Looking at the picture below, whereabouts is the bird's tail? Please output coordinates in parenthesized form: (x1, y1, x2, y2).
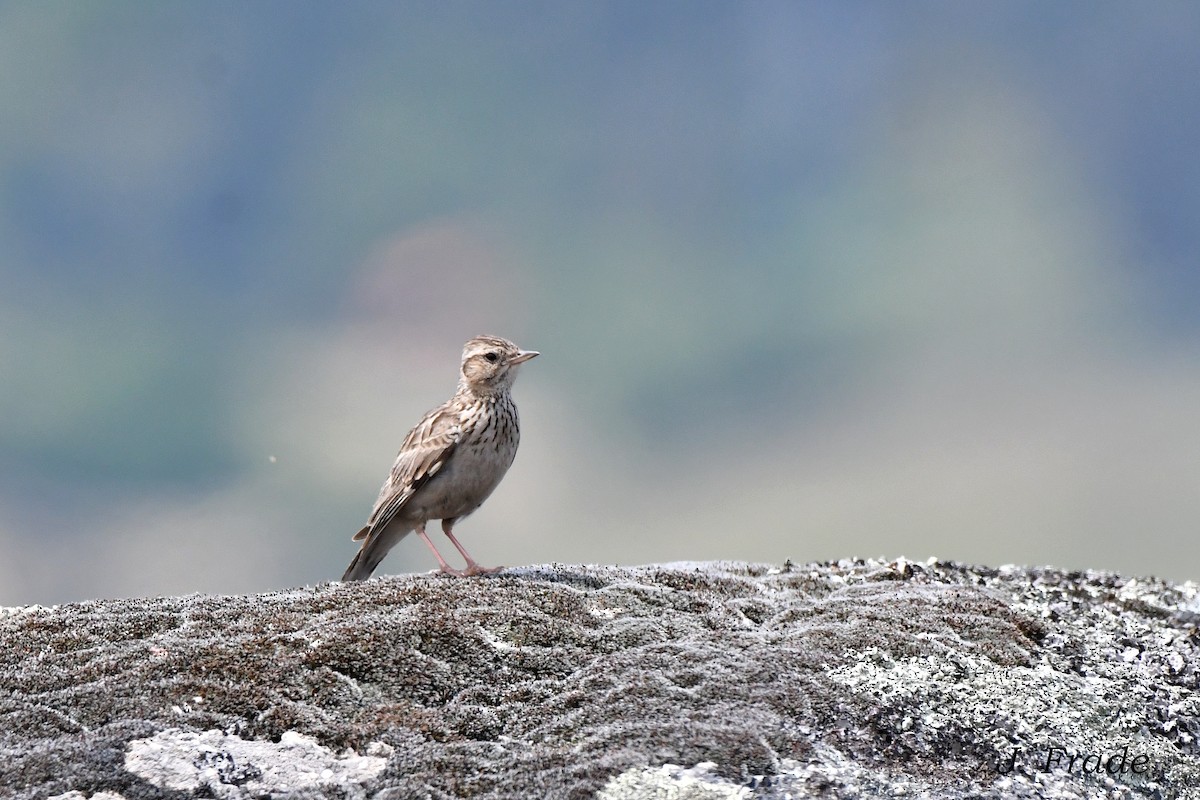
(341, 523, 412, 581)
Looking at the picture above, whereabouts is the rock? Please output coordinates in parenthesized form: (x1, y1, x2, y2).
(2, 559, 1198, 799)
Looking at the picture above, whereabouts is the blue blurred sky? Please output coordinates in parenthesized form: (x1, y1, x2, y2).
(2, 2, 1199, 604)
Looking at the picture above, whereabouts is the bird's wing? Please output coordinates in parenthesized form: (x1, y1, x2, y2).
(364, 403, 462, 536)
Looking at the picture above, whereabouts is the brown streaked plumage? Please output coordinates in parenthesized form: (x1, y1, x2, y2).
(341, 335, 538, 581)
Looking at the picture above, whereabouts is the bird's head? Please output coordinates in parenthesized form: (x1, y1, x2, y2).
(459, 335, 539, 396)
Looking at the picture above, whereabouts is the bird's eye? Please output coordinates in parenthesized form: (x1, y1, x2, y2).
(484, 352, 499, 363)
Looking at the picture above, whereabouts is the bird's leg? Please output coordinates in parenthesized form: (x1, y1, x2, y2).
(441, 519, 503, 576)
(415, 524, 464, 576)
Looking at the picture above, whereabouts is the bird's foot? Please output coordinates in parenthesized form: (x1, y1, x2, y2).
(462, 563, 505, 577)
(437, 564, 467, 577)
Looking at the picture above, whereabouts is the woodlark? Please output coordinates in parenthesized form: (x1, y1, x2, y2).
(341, 335, 539, 581)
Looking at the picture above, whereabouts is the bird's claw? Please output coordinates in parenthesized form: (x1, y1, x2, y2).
(463, 563, 504, 577)
(435, 563, 501, 577)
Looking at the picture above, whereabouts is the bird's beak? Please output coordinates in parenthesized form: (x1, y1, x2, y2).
(511, 350, 539, 364)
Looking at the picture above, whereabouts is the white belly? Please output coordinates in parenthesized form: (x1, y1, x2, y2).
(406, 431, 519, 522)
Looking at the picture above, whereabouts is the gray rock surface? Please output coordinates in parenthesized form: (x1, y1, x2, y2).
(2, 559, 1198, 799)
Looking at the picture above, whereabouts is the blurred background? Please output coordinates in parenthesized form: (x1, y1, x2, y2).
(2, 2, 1198, 605)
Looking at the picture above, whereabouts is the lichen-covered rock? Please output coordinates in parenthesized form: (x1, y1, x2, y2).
(2, 560, 1198, 799)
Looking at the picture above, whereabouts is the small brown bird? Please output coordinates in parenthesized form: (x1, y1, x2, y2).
(341, 335, 539, 581)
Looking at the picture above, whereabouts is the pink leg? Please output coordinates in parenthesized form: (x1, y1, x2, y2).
(415, 524, 464, 576)
(441, 519, 503, 576)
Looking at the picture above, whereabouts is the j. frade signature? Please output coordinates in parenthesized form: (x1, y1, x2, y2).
(998, 745, 1153, 778)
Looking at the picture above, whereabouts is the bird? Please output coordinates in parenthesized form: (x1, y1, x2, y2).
(341, 335, 539, 581)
